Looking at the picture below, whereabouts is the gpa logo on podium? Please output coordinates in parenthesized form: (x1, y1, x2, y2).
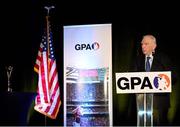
(116, 71, 171, 94)
(153, 74, 170, 90)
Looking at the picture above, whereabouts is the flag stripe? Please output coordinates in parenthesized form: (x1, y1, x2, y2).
(34, 16, 61, 119)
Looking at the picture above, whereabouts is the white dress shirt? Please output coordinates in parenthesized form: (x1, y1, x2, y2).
(145, 54, 153, 70)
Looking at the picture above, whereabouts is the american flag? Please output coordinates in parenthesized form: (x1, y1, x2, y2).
(34, 16, 61, 119)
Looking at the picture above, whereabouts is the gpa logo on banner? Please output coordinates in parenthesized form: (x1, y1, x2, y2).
(116, 71, 171, 94)
(75, 42, 100, 50)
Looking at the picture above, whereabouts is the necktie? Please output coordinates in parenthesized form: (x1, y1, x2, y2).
(146, 56, 151, 71)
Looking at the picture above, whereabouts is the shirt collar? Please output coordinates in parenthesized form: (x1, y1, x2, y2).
(146, 54, 153, 59)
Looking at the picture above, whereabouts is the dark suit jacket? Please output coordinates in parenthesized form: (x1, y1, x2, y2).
(133, 52, 176, 110)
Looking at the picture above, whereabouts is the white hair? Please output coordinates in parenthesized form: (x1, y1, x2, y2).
(143, 34, 156, 44)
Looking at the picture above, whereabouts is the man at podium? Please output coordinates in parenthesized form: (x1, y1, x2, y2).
(133, 34, 176, 126)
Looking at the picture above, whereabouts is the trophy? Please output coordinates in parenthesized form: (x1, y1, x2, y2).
(6, 66, 13, 92)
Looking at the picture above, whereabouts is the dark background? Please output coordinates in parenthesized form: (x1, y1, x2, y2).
(0, 0, 180, 126)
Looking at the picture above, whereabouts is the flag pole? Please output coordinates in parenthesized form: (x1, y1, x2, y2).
(44, 6, 55, 126)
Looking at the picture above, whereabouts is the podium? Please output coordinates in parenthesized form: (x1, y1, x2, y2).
(136, 93, 153, 126)
(116, 71, 171, 126)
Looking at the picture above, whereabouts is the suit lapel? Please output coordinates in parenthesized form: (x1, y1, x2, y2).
(151, 54, 159, 71)
(140, 55, 145, 71)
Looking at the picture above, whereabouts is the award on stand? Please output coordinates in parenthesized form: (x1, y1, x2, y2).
(6, 66, 13, 92)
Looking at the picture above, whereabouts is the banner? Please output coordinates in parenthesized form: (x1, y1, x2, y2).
(116, 71, 171, 94)
(64, 24, 112, 126)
